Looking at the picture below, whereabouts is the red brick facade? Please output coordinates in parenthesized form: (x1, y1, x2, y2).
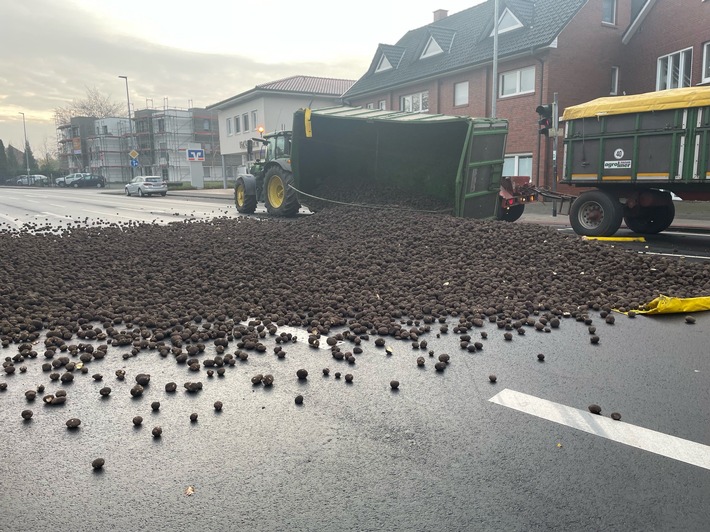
(347, 0, 709, 193)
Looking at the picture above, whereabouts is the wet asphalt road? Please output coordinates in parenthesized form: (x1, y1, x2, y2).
(1, 187, 709, 530)
(1, 312, 709, 531)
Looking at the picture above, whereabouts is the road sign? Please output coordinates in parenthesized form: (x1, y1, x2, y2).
(187, 148, 205, 162)
(130, 159, 139, 167)
(129, 150, 139, 159)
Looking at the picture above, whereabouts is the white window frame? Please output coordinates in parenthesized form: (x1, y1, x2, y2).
(242, 113, 249, 132)
(366, 103, 374, 109)
(421, 36, 443, 59)
(234, 115, 241, 133)
(400, 91, 429, 113)
(251, 111, 258, 131)
(610, 66, 619, 95)
(503, 154, 533, 177)
(454, 81, 469, 106)
(490, 8, 523, 35)
(602, 0, 617, 25)
(378, 100, 386, 110)
(375, 55, 392, 73)
(499, 66, 535, 98)
(226, 117, 232, 136)
(703, 42, 710, 84)
(657, 47, 693, 90)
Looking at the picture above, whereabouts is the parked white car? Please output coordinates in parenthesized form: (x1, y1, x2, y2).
(124, 176, 168, 197)
(56, 173, 90, 187)
(17, 174, 50, 186)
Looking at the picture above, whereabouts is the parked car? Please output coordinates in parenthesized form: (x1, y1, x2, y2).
(56, 173, 90, 187)
(70, 174, 106, 188)
(124, 176, 168, 197)
(16, 174, 50, 186)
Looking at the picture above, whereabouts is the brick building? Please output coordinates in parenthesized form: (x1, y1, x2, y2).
(343, 0, 709, 189)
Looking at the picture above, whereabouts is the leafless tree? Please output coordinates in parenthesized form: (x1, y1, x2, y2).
(53, 86, 123, 125)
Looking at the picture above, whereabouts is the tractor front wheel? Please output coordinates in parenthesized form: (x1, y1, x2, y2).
(569, 190, 623, 236)
(235, 176, 257, 214)
(264, 167, 300, 217)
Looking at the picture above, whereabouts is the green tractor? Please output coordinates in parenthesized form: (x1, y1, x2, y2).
(234, 131, 301, 216)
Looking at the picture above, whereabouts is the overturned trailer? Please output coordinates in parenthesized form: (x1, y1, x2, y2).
(562, 87, 710, 236)
(235, 106, 537, 220)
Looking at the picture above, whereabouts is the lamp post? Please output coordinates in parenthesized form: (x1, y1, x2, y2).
(118, 75, 134, 179)
(19, 112, 31, 182)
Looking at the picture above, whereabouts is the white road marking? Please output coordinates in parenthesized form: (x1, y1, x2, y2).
(489, 389, 710, 471)
(638, 251, 710, 261)
(39, 211, 74, 220)
(0, 213, 23, 227)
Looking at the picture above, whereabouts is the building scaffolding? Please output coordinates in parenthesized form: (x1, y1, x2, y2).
(55, 103, 221, 185)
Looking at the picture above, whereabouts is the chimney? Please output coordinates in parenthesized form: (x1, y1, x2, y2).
(433, 9, 448, 22)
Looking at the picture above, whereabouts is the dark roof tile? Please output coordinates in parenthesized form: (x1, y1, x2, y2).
(344, 0, 586, 99)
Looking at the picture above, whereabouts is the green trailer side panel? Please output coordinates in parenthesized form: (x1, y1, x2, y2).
(290, 108, 506, 219)
(563, 109, 692, 185)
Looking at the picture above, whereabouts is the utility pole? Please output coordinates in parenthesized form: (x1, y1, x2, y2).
(118, 75, 135, 179)
(19, 112, 31, 180)
(491, 0, 499, 118)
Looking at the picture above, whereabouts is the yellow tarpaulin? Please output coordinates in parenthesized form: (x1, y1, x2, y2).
(626, 294, 710, 315)
(562, 87, 710, 120)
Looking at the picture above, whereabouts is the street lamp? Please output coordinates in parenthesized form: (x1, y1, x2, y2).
(19, 112, 31, 181)
(118, 75, 134, 178)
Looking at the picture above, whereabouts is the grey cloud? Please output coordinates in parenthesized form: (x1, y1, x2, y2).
(0, 0, 366, 146)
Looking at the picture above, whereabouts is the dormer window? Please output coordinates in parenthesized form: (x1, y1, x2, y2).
(375, 54, 393, 73)
(421, 36, 444, 59)
(490, 8, 523, 36)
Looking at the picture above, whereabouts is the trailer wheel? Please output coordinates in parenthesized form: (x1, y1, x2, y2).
(235, 176, 257, 214)
(264, 167, 300, 217)
(624, 203, 675, 234)
(497, 204, 525, 222)
(569, 190, 623, 236)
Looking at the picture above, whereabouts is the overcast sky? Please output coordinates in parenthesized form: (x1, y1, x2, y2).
(0, 0, 483, 153)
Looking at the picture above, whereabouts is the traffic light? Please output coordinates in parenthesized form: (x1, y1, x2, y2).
(536, 104, 553, 136)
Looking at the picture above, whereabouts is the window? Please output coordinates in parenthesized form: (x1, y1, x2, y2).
(251, 111, 258, 131)
(375, 55, 393, 73)
(491, 8, 523, 35)
(499, 66, 535, 97)
(610, 66, 619, 95)
(102, 125, 108, 135)
(703, 43, 710, 84)
(242, 113, 249, 132)
(657, 48, 693, 90)
(226, 118, 232, 135)
(503, 154, 533, 177)
(378, 100, 387, 110)
(602, 0, 616, 24)
(366, 103, 374, 109)
(203, 119, 210, 131)
(454, 81, 469, 106)
(421, 37, 443, 59)
(400, 91, 429, 112)
(157, 119, 165, 133)
(234, 116, 241, 133)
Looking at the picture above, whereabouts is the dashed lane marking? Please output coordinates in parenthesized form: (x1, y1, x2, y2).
(489, 389, 710, 471)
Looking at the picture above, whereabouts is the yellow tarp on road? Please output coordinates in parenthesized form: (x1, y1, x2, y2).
(629, 294, 710, 315)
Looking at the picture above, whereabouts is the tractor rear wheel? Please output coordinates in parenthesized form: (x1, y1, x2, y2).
(497, 204, 525, 222)
(569, 190, 623, 236)
(235, 176, 257, 214)
(624, 203, 675, 234)
(264, 167, 300, 216)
